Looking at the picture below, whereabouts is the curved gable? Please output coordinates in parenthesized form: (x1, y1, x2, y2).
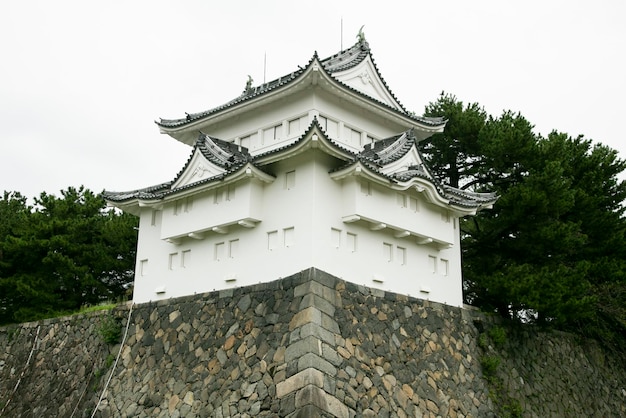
(170, 148, 226, 190)
(171, 134, 251, 189)
(331, 56, 403, 111)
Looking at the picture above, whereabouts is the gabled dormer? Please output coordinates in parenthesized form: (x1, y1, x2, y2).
(321, 39, 404, 111)
(171, 134, 251, 190)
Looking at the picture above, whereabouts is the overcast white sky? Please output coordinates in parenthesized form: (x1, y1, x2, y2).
(1, 1, 625, 201)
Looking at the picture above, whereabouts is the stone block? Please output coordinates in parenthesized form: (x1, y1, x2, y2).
(295, 384, 351, 418)
(285, 335, 322, 363)
(299, 322, 336, 346)
(299, 293, 336, 316)
(294, 280, 326, 298)
(286, 404, 326, 418)
(276, 368, 325, 398)
(308, 268, 339, 289)
(289, 307, 323, 331)
(322, 344, 343, 367)
(321, 313, 340, 334)
(298, 352, 337, 376)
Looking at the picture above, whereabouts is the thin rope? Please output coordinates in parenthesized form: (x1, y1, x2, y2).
(90, 303, 134, 418)
(69, 344, 103, 418)
(0, 324, 40, 417)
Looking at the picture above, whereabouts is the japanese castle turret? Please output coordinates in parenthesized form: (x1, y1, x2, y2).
(104, 37, 497, 305)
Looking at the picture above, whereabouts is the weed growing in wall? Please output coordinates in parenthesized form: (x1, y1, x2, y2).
(477, 322, 523, 418)
(98, 314, 121, 345)
(6, 326, 20, 343)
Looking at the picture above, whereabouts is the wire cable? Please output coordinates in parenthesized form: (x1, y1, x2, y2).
(90, 303, 134, 418)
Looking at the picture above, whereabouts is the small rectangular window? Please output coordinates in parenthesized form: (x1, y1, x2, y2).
(284, 227, 295, 247)
(361, 180, 372, 196)
(227, 184, 236, 201)
(347, 232, 357, 252)
(409, 197, 419, 212)
(169, 253, 179, 270)
(139, 259, 148, 276)
(285, 170, 296, 189)
(383, 242, 393, 262)
(274, 124, 283, 140)
(181, 250, 191, 268)
(240, 135, 250, 149)
(397, 193, 407, 208)
(331, 228, 341, 248)
(151, 210, 160, 226)
(288, 118, 301, 135)
(440, 259, 449, 276)
(214, 189, 223, 204)
(319, 115, 338, 137)
(267, 231, 278, 250)
(345, 127, 361, 146)
(397, 246, 406, 265)
(240, 132, 258, 150)
(215, 242, 225, 261)
(264, 123, 283, 142)
(229, 239, 239, 259)
(428, 255, 437, 274)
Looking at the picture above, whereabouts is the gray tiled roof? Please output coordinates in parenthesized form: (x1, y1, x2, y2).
(253, 117, 357, 161)
(360, 131, 415, 166)
(321, 40, 371, 73)
(102, 182, 172, 202)
(103, 134, 254, 203)
(105, 125, 496, 210)
(196, 134, 251, 168)
(338, 130, 498, 209)
(156, 39, 444, 130)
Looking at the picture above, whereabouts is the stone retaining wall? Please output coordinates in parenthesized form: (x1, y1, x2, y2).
(1, 268, 625, 417)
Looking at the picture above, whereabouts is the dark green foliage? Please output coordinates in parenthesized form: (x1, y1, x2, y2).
(99, 314, 121, 344)
(488, 326, 507, 348)
(0, 186, 138, 325)
(423, 93, 626, 347)
(480, 355, 501, 380)
(477, 324, 522, 417)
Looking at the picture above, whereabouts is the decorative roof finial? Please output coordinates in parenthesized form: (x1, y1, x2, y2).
(357, 25, 366, 43)
(245, 75, 253, 93)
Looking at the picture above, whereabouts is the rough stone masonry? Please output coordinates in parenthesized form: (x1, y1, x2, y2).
(1, 268, 625, 417)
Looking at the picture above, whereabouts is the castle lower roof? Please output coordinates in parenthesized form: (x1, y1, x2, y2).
(104, 124, 497, 213)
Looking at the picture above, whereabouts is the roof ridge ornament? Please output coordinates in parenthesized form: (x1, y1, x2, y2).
(357, 25, 365, 43)
(357, 25, 369, 50)
(244, 75, 254, 94)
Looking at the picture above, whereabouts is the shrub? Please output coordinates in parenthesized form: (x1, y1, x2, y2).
(98, 314, 121, 344)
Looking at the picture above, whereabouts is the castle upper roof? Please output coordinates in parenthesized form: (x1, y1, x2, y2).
(156, 38, 444, 139)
